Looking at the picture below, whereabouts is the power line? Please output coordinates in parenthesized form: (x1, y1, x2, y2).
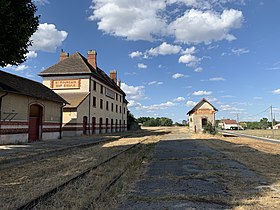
(246, 106, 270, 118)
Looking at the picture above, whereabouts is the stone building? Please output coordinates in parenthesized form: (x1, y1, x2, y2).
(187, 98, 218, 132)
(0, 70, 67, 144)
(39, 50, 128, 136)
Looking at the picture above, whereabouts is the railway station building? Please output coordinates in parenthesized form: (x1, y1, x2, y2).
(187, 98, 218, 132)
(0, 70, 67, 144)
(39, 50, 128, 136)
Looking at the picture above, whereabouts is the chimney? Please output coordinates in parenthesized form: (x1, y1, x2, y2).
(88, 50, 97, 70)
(117, 79, 121, 87)
(110, 70, 117, 83)
(60, 49, 69, 61)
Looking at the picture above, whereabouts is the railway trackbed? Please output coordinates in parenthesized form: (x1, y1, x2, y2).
(1, 129, 166, 210)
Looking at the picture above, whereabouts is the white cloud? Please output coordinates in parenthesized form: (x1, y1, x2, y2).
(178, 46, 199, 67)
(148, 81, 163, 85)
(192, 90, 212, 96)
(272, 89, 280, 95)
(129, 51, 142, 58)
(168, 9, 243, 44)
(209, 77, 225, 81)
(89, 0, 167, 41)
(173, 97, 185, 102)
(172, 73, 185, 79)
(139, 101, 176, 110)
(121, 83, 145, 101)
(231, 48, 250, 56)
(178, 54, 197, 64)
(25, 51, 37, 59)
(29, 23, 68, 52)
(138, 63, 147, 69)
(4, 64, 29, 71)
(147, 42, 181, 56)
(186, 100, 197, 107)
(89, 1, 244, 43)
(194, 67, 203, 72)
(34, 0, 49, 5)
(221, 95, 235, 98)
(253, 96, 263, 100)
(220, 104, 244, 111)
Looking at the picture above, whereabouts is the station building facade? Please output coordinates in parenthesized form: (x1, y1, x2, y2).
(187, 98, 218, 132)
(0, 70, 67, 144)
(39, 50, 128, 136)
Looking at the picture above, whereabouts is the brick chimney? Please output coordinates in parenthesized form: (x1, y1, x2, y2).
(60, 50, 69, 61)
(88, 50, 97, 70)
(110, 70, 117, 83)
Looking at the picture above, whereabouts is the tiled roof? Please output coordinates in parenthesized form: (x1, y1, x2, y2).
(187, 98, 218, 115)
(0, 70, 67, 104)
(39, 52, 125, 95)
(223, 119, 237, 124)
(58, 92, 89, 108)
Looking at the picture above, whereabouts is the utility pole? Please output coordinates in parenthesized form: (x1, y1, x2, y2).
(270, 105, 274, 139)
(237, 113, 239, 131)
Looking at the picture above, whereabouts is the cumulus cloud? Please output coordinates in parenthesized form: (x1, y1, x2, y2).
(89, 1, 244, 43)
(25, 51, 37, 59)
(121, 83, 145, 101)
(89, 0, 167, 41)
(139, 101, 176, 110)
(129, 51, 142, 58)
(168, 9, 243, 44)
(272, 89, 280, 94)
(4, 64, 29, 71)
(178, 46, 199, 67)
(138, 63, 147, 69)
(186, 100, 197, 107)
(173, 97, 185, 102)
(194, 67, 203, 72)
(231, 48, 250, 56)
(192, 90, 212, 96)
(29, 23, 68, 52)
(172, 73, 185, 79)
(147, 42, 181, 56)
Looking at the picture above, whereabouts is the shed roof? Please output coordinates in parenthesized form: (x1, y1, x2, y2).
(39, 52, 125, 95)
(58, 92, 89, 108)
(187, 98, 218, 115)
(0, 70, 67, 104)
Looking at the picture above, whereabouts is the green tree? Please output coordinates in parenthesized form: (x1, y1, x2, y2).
(0, 0, 39, 67)
(259, 118, 269, 129)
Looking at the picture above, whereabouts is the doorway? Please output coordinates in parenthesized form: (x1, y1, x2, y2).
(28, 104, 43, 142)
(202, 118, 208, 129)
(83, 116, 88, 135)
(92, 117, 96, 134)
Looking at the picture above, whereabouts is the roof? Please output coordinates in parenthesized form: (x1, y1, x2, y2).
(0, 70, 67, 104)
(223, 119, 237, 124)
(58, 92, 89, 108)
(187, 98, 218, 115)
(39, 52, 125, 95)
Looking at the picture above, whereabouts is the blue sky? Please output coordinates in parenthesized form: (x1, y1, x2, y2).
(2, 0, 280, 123)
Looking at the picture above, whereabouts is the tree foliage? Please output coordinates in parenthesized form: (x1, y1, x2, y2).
(203, 122, 217, 134)
(0, 0, 39, 67)
(138, 117, 173, 127)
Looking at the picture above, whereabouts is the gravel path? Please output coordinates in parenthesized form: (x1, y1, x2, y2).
(119, 131, 266, 209)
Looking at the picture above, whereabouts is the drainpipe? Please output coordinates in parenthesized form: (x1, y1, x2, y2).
(0, 93, 8, 136)
(59, 103, 66, 139)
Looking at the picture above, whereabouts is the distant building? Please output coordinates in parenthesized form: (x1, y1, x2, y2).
(187, 98, 218, 132)
(273, 123, 280, 129)
(182, 120, 188, 125)
(39, 50, 128, 136)
(0, 70, 67, 144)
(219, 119, 243, 130)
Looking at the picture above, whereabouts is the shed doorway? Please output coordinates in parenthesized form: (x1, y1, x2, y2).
(28, 104, 43, 142)
(202, 118, 208, 129)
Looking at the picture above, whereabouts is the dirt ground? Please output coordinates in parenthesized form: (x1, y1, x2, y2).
(1, 127, 279, 209)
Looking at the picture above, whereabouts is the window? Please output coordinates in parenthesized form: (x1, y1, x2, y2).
(116, 93, 118, 101)
(116, 104, 118, 113)
(100, 85, 103, 94)
(93, 81, 96, 91)
(93, 96, 96, 107)
(124, 107, 126, 114)
(111, 103, 114, 112)
(120, 106, 121, 113)
(106, 101, 109, 110)
(100, 99, 103, 109)
(120, 96, 122, 102)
